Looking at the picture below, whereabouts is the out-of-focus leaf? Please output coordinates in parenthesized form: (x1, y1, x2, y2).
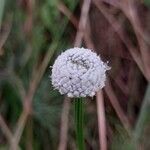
(64, 0, 79, 10)
(134, 83, 150, 148)
(0, 145, 8, 150)
(144, 0, 150, 7)
(111, 125, 135, 150)
(0, 0, 5, 28)
(1, 80, 22, 123)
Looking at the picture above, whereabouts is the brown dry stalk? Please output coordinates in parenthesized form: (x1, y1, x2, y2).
(58, 98, 70, 150)
(111, 75, 129, 96)
(101, 0, 120, 7)
(23, 0, 34, 34)
(13, 105, 29, 146)
(25, 116, 33, 150)
(57, 1, 78, 28)
(83, 18, 95, 50)
(57, 1, 94, 50)
(0, 17, 12, 53)
(104, 80, 131, 132)
(74, 0, 91, 47)
(96, 91, 107, 150)
(0, 114, 13, 143)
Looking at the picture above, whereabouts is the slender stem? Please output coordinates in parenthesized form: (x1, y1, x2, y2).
(96, 91, 107, 150)
(58, 98, 70, 150)
(74, 98, 85, 150)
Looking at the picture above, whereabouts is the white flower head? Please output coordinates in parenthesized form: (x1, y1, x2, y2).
(51, 47, 110, 98)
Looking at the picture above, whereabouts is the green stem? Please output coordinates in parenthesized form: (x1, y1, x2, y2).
(74, 98, 85, 150)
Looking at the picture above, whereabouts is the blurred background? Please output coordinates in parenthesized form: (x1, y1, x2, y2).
(0, 0, 150, 149)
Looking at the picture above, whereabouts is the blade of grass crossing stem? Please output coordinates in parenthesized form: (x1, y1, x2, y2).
(134, 83, 150, 144)
(0, 0, 5, 29)
(74, 98, 85, 150)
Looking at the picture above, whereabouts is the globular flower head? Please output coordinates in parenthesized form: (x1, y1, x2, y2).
(51, 47, 110, 98)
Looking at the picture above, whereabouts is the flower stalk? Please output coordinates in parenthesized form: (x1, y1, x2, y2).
(74, 98, 85, 150)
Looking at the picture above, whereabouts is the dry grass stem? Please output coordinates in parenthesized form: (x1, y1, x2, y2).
(104, 80, 131, 132)
(58, 98, 70, 150)
(57, 1, 78, 28)
(0, 114, 13, 143)
(96, 91, 107, 150)
(0, 17, 12, 52)
(74, 0, 91, 46)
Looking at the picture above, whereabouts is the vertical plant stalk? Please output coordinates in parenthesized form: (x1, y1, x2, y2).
(74, 0, 91, 46)
(58, 98, 70, 150)
(25, 116, 33, 150)
(74, 98, 85, 150)
(96, 91, 107, 150)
